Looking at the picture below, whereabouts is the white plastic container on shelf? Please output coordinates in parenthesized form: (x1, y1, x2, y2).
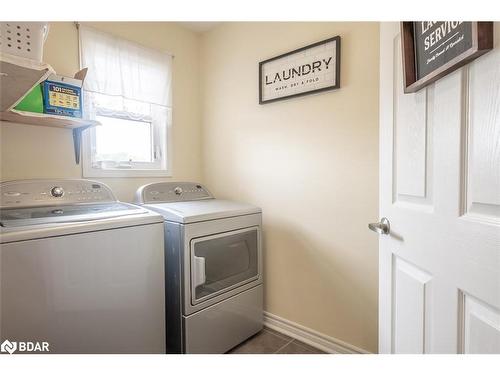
(0, 22, 49, 62)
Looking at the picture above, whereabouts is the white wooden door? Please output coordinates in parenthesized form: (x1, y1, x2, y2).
(377, 22, 500, 354)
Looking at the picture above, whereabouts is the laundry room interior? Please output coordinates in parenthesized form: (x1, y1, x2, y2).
(0, 9, 499, 363)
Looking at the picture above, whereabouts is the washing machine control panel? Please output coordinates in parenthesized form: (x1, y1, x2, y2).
(1, 179, 117, 208)
(136, 182, 213, 203)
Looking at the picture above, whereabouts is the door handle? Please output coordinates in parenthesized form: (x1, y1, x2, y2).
(368, 217, 390, 235)
(193, 255, 206, 288)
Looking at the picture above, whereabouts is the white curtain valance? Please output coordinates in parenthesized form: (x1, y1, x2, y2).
(79, 25, 172, 107)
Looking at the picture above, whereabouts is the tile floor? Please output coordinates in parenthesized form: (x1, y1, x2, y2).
(227, 328, 326, 354)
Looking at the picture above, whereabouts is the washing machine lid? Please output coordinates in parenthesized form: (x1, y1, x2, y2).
(0, 179, 152, 228)
(143, 199, 261, 223)
(0, 202, 149, 228)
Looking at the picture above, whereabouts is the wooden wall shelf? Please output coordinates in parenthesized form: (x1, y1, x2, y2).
(0, 110, 99, 129)
(0, 53, 99, 164)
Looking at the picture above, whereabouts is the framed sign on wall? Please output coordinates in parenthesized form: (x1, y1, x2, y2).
(401, 22, 493, 93)
(259, 36, 341, 104)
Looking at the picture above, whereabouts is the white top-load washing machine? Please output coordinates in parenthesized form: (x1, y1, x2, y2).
(135, 182, 263, 354)
(0, 179, 165, 354)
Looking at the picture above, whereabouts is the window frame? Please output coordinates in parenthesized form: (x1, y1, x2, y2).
(82, 107, 172, 178)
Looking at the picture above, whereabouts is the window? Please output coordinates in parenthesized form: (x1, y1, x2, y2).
(95, 116, 153, 164)
(79, 26, 172, 177)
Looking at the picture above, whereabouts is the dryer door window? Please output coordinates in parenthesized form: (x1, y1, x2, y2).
(190, 227, 259, 305)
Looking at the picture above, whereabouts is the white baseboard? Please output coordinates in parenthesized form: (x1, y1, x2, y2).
(263, 311, 371, 354)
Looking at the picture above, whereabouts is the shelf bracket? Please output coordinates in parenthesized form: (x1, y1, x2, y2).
(72, 125, 91, 164)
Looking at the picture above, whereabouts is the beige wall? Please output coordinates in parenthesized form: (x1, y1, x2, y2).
(200, 22, 379, 352)
(0, 22, 202, 201)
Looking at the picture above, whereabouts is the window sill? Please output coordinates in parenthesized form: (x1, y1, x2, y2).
(82, 168, 172, 178)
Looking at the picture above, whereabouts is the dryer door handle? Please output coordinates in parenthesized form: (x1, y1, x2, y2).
(193, 255, 206, 288)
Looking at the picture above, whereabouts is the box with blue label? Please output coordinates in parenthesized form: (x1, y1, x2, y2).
(42, 74, 83, 118)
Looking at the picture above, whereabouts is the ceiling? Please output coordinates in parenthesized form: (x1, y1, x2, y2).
(177, 22, 222, 33)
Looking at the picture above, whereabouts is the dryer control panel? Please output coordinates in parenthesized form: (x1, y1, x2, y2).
(135, 182, 213, 204)
(0, 179, 116, 208)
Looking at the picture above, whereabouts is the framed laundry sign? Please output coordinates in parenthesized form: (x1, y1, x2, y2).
(259, 36, 341, 104)
(401, 22, 493, 93)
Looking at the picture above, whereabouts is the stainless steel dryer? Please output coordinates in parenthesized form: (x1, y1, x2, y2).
(0, 179, 166, 353)
(135, 182, 263, 354)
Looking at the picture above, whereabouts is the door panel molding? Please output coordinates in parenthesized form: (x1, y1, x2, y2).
(391, 255, 433, 354)
(392, 34, 433, 209)
(461, 37, 500, 224)
(459, 291, 500, 353)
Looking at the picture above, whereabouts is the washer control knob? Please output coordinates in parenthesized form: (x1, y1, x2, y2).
(51, 186, 64, 198)
(174, 187, 183, 195)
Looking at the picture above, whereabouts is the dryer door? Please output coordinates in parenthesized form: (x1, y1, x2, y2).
(190, 227, 260, 305)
